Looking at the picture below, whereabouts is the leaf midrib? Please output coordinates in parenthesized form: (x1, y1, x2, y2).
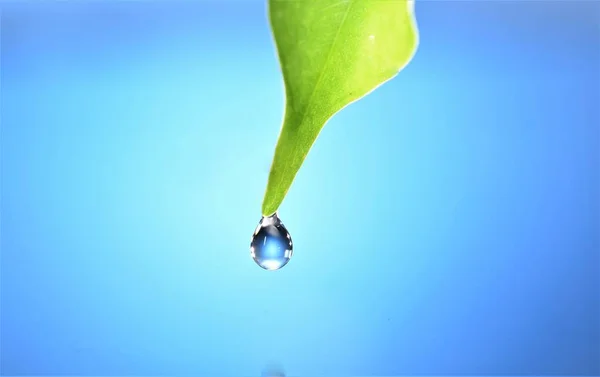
(270, 0, 355, 210)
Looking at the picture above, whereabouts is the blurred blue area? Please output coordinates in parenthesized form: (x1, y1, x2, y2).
(1, 1, 598, 375)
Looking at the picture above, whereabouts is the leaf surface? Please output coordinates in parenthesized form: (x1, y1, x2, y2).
(263, 0, 419, 216)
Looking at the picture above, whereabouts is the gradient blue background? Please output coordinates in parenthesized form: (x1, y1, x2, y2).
(1, 0, 599, 375)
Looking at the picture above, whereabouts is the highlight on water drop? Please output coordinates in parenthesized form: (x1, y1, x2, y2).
(250, 213, 293, 270)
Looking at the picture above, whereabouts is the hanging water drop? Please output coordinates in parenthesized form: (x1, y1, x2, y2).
(250, 213, 293, 270)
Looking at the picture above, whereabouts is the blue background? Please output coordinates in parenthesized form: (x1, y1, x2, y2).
(1, 0, 599, 375)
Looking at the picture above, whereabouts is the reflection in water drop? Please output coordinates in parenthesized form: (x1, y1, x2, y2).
(250, 213, 293, 270)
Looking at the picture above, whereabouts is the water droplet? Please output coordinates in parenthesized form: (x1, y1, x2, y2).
(250, 213, 293, 270)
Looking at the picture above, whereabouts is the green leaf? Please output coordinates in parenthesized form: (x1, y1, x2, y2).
(262, 0, 419, 216)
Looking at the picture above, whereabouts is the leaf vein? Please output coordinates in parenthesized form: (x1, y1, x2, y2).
(271, 0, 355, 207)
